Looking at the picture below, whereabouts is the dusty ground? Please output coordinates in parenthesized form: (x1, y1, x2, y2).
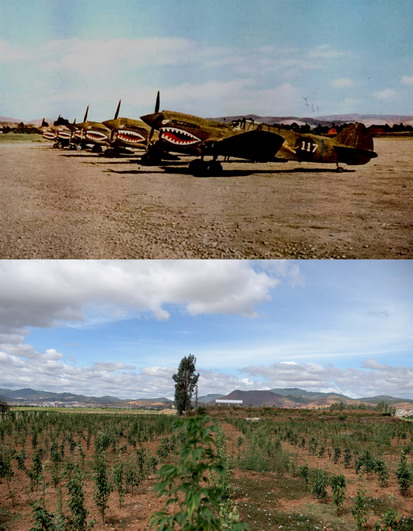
(0, 138, 411, 258)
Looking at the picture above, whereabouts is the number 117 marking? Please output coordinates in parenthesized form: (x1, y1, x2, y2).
(300, 140, 318, 153)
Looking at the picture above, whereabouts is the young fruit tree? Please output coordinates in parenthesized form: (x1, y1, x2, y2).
(172, 354, 199, 415)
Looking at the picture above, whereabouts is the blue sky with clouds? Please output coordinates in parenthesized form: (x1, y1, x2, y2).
(1, 0, 412, 120)
(0, 260, 411, 399)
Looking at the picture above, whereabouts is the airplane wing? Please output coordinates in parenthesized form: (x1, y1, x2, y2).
(210, 130, 285, 162)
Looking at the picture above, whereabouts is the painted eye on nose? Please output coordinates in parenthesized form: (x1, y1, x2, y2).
(161, 119, 170, 125)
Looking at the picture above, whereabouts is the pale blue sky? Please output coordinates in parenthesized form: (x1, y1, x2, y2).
(0, 260, 411, 399)
(1, 0, 412, 120)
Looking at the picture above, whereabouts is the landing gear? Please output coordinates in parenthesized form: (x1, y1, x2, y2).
(91, 145, 103, 153)
(140, 152, 161, 165)
(188, 159, 223, 177)
(103, 148, 120, 158)
(140, 145, 163, 166)
(336, 163, 344, 173)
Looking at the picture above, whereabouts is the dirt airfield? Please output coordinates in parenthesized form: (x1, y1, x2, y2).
(0, 137, 411, 259)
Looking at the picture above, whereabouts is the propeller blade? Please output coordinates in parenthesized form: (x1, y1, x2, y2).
(114, 99, 121, 120)
(83, 105, 89, 123)
(154, 91, 160, 113)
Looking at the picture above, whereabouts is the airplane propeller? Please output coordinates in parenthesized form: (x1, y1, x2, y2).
(147, 91, 160, 147)
(114, 99, 121, 120)
(83, 105, 89, 123)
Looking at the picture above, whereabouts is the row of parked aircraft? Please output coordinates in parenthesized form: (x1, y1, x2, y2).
(42, 92, 378, 176)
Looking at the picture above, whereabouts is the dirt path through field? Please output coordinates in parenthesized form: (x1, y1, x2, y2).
(0, 139, 411, 258)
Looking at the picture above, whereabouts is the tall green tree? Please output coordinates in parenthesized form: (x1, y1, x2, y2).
(173, 355, 199, 415)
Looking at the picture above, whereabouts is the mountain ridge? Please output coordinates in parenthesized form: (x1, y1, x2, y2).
(1, 387, 412, 408)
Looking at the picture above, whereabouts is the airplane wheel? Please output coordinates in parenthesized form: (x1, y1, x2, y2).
(140, 152, 160, 166)
(207, 161, 223, 176)
(91, 145, 102, 153)
(104, 148, 117, 158)
(189, 159, 208, 176)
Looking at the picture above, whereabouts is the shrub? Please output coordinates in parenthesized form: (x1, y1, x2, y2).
(395, 453, 412, 496)
(351, 488, 369, 530)
(310, 469, 328, 501)
(149, 415, 246, 530)
(330, 474, 346, 514)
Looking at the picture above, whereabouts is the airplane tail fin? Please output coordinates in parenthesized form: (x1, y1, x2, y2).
(334, 123, 377, 165)
(335, 123, 374, 151)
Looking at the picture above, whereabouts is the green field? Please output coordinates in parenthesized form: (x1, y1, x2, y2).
(0, 133, 45, 143)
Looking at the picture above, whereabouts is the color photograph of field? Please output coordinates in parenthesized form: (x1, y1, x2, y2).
(1, 408, 412, 530)
(0, 137, 411, 259)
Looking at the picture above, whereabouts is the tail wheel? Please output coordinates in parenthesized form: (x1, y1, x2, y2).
(188, 160, 223, 177)
(188, 159, 208, 176)
(207, 161, 223, 176)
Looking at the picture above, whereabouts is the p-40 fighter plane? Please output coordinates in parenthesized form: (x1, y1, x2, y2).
(72, 106, 111, 152)
(102, 100, 152, 156)
(41, 116, 72, 148)
(140, 102, 378, 176)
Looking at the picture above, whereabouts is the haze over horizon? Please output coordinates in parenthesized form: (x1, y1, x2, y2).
(0, 260, 412, 400)
(1, 0, 412, 121)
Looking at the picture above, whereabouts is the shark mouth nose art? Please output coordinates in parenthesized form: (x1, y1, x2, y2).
(116, 130, 146, 143)
(160, 127, 200, 146)
(57, 131, 71, 140)
(85, 130, 108, 142)
(42, 131, 57, 140)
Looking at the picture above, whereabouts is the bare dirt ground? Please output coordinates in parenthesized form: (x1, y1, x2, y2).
(0, 138, 411, 258)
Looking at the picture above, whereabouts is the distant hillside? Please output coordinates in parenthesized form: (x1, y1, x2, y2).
(0, 116, 23, 123)
(359, 395, 413, 405)
(198, 393, 224, 403)
(220, 389, 297, 408)
(2, 387, 411, 410)
(0, 388, 172, 407)
(0, 388, 122, 404)
(214, 113, 413, 127)
(269, 388, 350, 403)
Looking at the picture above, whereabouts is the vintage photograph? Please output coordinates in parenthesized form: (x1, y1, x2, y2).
(0, 1, 412, 530)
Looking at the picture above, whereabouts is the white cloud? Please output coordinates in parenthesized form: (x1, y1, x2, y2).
(332, 78, 355, 88)
(309, 45, 352, 59)
(400, 74, 413, 86)
(0, 260, 280, 334)
(373, 89, 398, 101)
(0, 39, 29, 62)
(260, 260, 305, 288)
(242, 360, 413, 399)
(162, 80, 302, 116)
(38, 38, 192, 75)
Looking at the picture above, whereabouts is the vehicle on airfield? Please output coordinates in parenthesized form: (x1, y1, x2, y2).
(102, 100, 152, 156)
(71, 105, 112, 152)
(140, 96, 378, 176)
(41, 117, 72, 148)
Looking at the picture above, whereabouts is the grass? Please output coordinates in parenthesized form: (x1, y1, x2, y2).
(234, 474, 331, 530)
(233, 468, 413, 530)
(0, 133, 44, 143)
(11, 406, 170, 414)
